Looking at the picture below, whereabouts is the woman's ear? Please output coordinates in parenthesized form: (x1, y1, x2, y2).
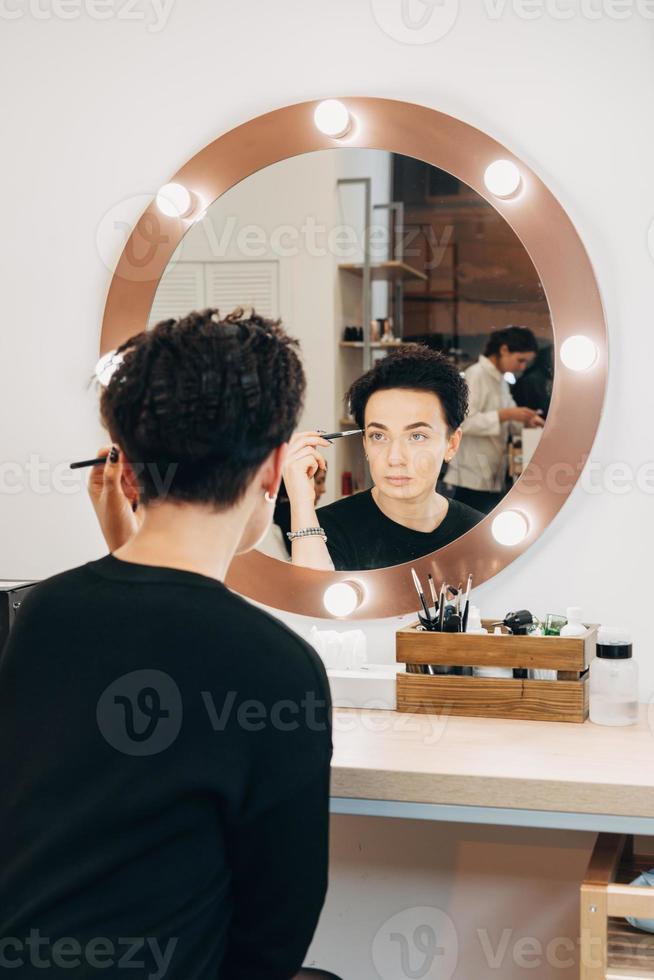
(267, 443, 289, 495)
(445, 427, 463, 461)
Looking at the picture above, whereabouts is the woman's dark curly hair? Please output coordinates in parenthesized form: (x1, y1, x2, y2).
(345, 344, 468, 433)
(98, 308, 306, 508)
(484, 325, 538, 357)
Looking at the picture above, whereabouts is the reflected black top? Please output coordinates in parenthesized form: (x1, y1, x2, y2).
(0, 554, 332, 980)
(317, 490, 483, 571)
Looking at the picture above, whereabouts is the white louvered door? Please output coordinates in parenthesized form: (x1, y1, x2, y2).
(204, 261, 279, 319)
(147, 263, 205, 327)
(148, 260, 280, 328)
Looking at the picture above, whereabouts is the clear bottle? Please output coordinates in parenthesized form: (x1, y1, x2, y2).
(560, 606, 586, 637)
(589, 627, 638, 726)
(528, 618, 556, 681)
(465, 605, 487, 635)
(471, 611, 514, 678)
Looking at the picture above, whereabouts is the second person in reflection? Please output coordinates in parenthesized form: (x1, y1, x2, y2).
(443, 326, 546, 514)
(283, 345, 484, 571)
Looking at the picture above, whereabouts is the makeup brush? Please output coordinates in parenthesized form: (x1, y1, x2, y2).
(320, 429, 363, 441)
(461, 574, 473, 632)
(70, 455, 109, 470)
(427, 573, 438, 616)
(438, 582, 446, 631)
(411, 568, 433, 624)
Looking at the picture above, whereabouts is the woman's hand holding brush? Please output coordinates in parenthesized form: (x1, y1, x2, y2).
(282, 430, 335, 571)
(87, 445, 144, 552)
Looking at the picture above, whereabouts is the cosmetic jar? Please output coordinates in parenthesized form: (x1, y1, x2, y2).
(589, 627, 638, 726)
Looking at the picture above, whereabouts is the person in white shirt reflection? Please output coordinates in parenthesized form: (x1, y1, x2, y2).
(443, 326, 545, 514)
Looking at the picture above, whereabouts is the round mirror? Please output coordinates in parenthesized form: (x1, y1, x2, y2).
(148, 148, 553, 573)
(100, 98, 606, 618)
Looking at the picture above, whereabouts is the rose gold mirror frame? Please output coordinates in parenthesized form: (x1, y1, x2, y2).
(100, 97, 607, 620)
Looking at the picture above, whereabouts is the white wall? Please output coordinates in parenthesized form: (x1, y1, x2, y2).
(2, 8, 654, 977)
(4, 2, 650, 693)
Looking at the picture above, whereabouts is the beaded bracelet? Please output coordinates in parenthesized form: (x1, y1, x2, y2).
(286, 526, 327, 542)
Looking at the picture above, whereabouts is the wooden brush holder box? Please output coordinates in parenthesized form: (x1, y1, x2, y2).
(396, 620, 598, 723)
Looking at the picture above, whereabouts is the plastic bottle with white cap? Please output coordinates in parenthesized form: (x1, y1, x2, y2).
(465, 605, 487, 635)
(468, 607, 513, 678)
(589, 627, 638, 726)
(560, 607, 586, 637)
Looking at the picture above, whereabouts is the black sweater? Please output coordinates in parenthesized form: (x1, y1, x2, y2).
(317, 490, 483, 570)
(0, 554, 332, 980)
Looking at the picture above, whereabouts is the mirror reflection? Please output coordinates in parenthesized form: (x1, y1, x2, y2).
(150, 148, 553, 571)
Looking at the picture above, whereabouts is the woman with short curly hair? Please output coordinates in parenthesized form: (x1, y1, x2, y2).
(0, 308, 333, 980)
(284, 343, 484, 571)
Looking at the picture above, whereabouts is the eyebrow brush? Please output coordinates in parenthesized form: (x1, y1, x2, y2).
(438, 583, 446, 631)
(411, 568, 433, 624)
(461, 574, 473, 632)
(427, 574, 438, 615)
(319, 428, 363, 441)
(70, 455, 109, 470)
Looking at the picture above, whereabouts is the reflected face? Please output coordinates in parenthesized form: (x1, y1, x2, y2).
(498, 346, 536, 374)
(364, 388, 459, 501)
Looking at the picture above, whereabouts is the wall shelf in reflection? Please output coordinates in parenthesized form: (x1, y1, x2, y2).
(337, 260, 428, 283)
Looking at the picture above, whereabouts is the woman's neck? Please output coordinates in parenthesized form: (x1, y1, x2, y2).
(112, 500, 246, 582)
(371, 485, 449, 533)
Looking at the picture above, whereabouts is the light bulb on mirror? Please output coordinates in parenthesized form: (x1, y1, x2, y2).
(491, 510, 529, 546)
(484, 160, 522, 198)
(155, 182, 196, 219)
(95, 349, 123, 387)
(560, 335, 598, 372)
(323, 581, 362, 617)
(313, 100, 352, 139)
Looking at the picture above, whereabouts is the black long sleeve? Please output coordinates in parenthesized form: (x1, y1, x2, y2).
(220, 766, 331, 980)
(0, 553, 333, 980)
